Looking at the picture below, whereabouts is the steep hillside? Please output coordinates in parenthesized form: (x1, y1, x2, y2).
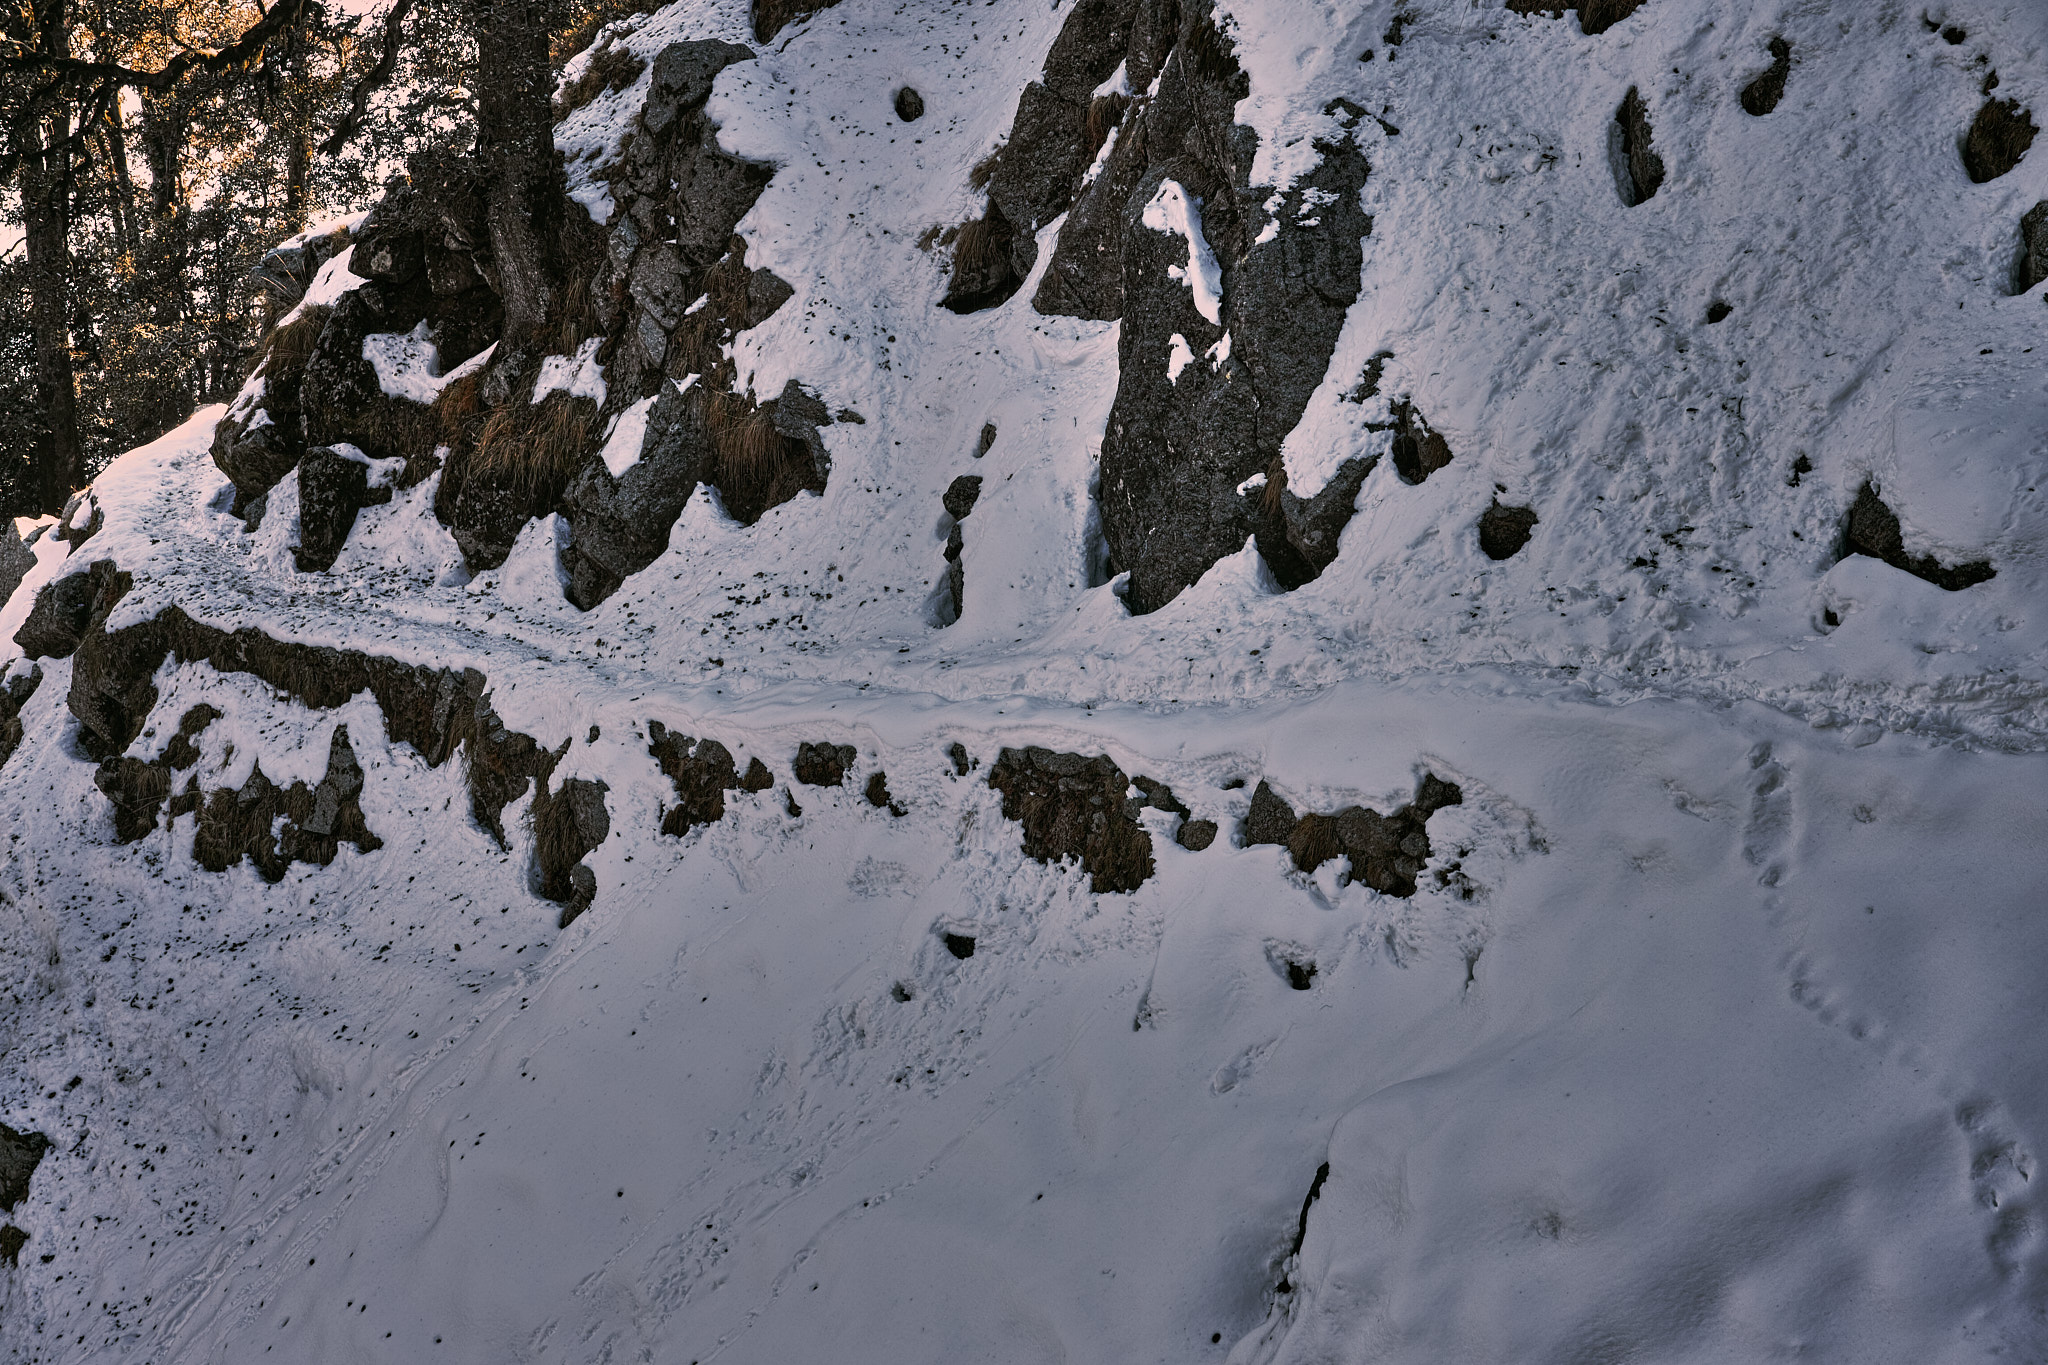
(2, 0, 2046, 1360)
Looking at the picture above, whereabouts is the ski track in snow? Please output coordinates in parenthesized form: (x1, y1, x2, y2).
(1, 0, 2047, 1360)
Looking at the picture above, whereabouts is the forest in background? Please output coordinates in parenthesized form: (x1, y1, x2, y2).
(0, 0, 645, 519)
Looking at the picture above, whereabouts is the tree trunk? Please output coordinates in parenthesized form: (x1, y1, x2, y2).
(103, 105, 138, 257)
(284, 132, 310, 233)
(19, 122, 85, 516)
(473, 0, 564, 349)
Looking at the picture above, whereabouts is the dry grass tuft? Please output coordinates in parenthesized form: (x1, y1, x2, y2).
(554, 41, 648, 116)
(468, 390, 596, 495)
(250, 304, 332, 384)
(1086, 93, 1129, 154)
(952, 217, 1001, 274)
(968, 147, 1003, 190)
(1257, 458, 1286, 519)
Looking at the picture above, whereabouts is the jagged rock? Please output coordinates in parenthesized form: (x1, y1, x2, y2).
(947, 742, 972, 776)
(58, 597, 563, 897)
(0, 1224, 25, 1266)
(1504, 0, 1647, 34)
(54, 491, 100, 549)
(1269, 456, 1376, 583)
(294, 445, 393, 573)
(0, 1124, 49, 1212)
(648, 722, 741, 835)
(646, 39, 756, 134)
(1391, 401, 1454, 485)
(1178, 819, 1218, 851)
(0, 664, 42, 775)
(1839, 483, 1995, 591)
(1614, 87, 1664, 206)
(1740, 37, 1791, 116)
(247, 226, 351, 310)
(943, 931, 976, 959)
(2014, 202, 2048, 295)
(864, 770, 904, 815)
(0, 520, 33, 612)
(936, 474, 986, 625)
(1243, 779, 1299, 847)
(942, 475, 984, 521)
(794, 741, 857, 787)
(894, 87, 924, 121)
(948, 0, 1138, 315)
(533, 777, 611, 926)
(189, 727, 382, 880)
(1478, 501, 1539, 560)
(299, 286, 421, 457)
(1053, 3, 1372, 611)
(13, 560, 126, 661)
(1241, 773, 1462, 897)
(987, 746, 1155, 893)
(1964, 99, 2036, 184)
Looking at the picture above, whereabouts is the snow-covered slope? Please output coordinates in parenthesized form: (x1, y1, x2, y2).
(2, 0, 2046, 1360)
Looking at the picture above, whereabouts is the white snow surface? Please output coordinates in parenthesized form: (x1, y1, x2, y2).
(600, 395, 661, 478)
(1142, 178, 1226, 324)
(532, 337, 607, 406)
(361, 321, 445, 404)
(2, 1, 2048, 1362)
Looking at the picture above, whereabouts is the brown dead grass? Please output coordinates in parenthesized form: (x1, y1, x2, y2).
(556, 42, 648, 117)
(1086, 94, 1129, 155)
(968, 147, 1003, 190)
(467, 390, 596, 495)
(249, 304, 332, 385)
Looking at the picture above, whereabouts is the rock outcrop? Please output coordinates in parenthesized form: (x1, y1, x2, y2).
(1242, 773, 1463, 897)
(987, 746, 1154, 893)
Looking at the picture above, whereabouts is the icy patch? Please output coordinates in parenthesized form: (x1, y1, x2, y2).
(533, 338, 606, 406)
(601, 396, 660, 478)
(362, 322, 443, 404)
(1142, 180, 1224, 325)
(1166, 333, 1196, 384)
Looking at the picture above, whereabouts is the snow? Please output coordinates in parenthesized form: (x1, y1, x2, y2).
(361, 321, 443, 404)
(2, 0, 2048, 1360)
(290, 244, 369, 317)
(600, 395, 660, 477)
(1166, 331, 1196, 383)
(532, 337, 607, 405)
(1142, 178, 1225, 325)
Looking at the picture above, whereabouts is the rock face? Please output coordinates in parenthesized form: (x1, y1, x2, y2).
(1840, 483, 1995, 591)
(1241, 773, 1463, 897)
(2015, 202, 2048, 295)
(793, 741, 857, 787)
(0, 665, 41, 775)
(1016, 0, 1373, 611)
(648, 723, 746, 835)
(936, 474, 984, 625)
(0, 1123, 49, 1213)
(294, 445, 394, 573)
(13, 560, 127, 661)
(1964, 99, 2037, 184)
(1478, 501, 1539, 560)
(987, 746, 1154, 893)
(1740, 37, 1792, 116)
(942, 0, 1138, 313)
(189, 727, 384, 882)
(1614, 87, 1664, 206)
(533, 777, 611, 926)
(0, 518, 33, 609)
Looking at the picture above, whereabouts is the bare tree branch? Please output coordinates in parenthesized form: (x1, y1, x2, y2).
(318, 0, 417, 158)
(0, 0, 314, 96)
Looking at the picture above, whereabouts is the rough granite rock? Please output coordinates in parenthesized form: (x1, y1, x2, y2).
(533, 777, 611, 926)
(1840, 483, 1995, 591)
(987, 746, 1155, 893)
(0, 665, 41, 775)
(1478, 501, 1540, 560)
(2015, 201, 2048, 295)
(0, 1124, 49, 1213)
(793, 741, 858, 787)
(1241, 773, 1462, 897)
(1614, 87, 1664, 206)
(1740, 36, 1792, 117)
(0, 520, 33, 611)
(13, 560, 127, 661)
(294, 445, 393, 573)
(648, 722, 743, 835)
